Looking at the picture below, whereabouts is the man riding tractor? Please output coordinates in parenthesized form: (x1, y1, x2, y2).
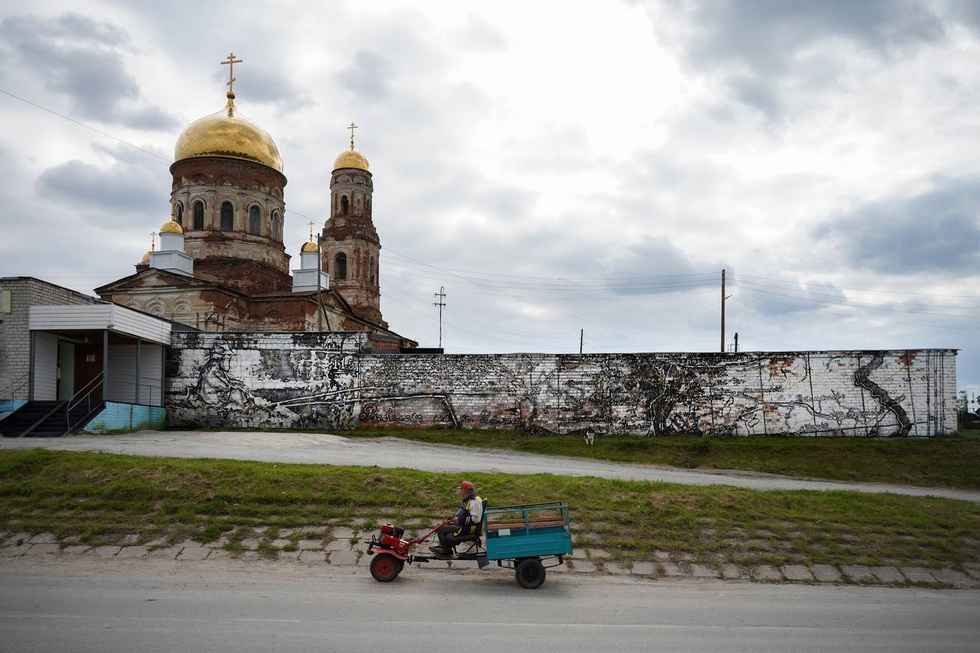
(429, 481, 483, 556)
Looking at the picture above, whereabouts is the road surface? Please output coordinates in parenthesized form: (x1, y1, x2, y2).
(1, 558, 977, 652)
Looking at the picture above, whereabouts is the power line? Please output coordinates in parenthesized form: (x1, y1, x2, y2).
(734, 272, 979, 300)
(733, 282, 976, 319)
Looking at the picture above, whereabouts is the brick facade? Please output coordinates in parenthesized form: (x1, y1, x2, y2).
(0, 277, 98, 399)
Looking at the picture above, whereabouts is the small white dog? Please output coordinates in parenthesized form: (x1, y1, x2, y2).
(584, 428, 596, 445)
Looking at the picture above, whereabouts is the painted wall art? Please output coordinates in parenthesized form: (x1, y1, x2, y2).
(166, 333, 957, 436)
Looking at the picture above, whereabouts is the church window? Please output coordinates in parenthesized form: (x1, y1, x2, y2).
(341, 195, 349, 215)
(175, 202, 183, 226)
(193, 201, 204, 230)
(271, 212, 281, 239)
(220, 201, 234, 231)
(369, 256, 375, 284)
(249, 205, 261, 235)
(334, 252, 347, 280)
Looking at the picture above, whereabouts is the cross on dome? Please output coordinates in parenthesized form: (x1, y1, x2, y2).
(221, 52, 243, 95)
(348, 122, 358, 150)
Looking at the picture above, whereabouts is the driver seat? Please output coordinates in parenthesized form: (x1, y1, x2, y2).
(453, 498, 488, 550)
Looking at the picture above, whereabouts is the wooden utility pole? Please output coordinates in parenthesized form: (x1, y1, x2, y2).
(579, 329, 584, 354)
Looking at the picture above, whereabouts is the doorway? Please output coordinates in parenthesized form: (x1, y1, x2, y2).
(57, 341, 76, 401)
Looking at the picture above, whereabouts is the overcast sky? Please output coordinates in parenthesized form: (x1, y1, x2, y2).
(1, 0, 978, 389)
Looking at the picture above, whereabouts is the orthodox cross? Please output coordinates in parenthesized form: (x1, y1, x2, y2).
(221, 52, 243, 94)
(307, 219, 316, 243)
(347, 122, 358, 149)
(150, 232, 156, 252)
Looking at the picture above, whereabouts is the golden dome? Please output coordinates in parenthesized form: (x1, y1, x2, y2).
(334, 147, 370, 172)
(174, 93, 283, 173)
(160, 219, 183, 234)
(141, 251, 151, 264)
(300, 240, 319, 253)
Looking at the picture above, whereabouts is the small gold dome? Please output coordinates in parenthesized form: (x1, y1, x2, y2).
(301, 240, 319, 253)
(334, 147, 370, 172)
(160, 219, 184, 234)
(141, 251, 151, 264)
(174, 93, 283, 173)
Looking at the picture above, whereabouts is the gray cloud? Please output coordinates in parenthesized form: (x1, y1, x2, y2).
(211, 66, 311, 111)
(0, 13, 178, 130)
(673, 0, 944, 71)
(653, 0, 946, 120)
(812, 178, 980, 274)
(336, 51, 395, 102)
(35, 143, 170, 221)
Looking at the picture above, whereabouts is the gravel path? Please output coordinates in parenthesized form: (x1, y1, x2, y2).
(2, 430, 978, 503)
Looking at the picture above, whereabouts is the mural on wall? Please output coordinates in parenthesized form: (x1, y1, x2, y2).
(166, 334, 956, 437)
(168, 333, 365, 430)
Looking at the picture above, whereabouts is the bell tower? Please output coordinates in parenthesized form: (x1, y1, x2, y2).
(320, 124, 384, 326)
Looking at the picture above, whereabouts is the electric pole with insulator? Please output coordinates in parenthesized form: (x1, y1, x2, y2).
(433, 286, 446, 349)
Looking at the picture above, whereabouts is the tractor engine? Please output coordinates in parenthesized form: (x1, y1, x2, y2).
(376, 523, 410, 555)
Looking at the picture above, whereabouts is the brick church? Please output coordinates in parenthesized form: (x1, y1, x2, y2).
(95, 55, 415, 351)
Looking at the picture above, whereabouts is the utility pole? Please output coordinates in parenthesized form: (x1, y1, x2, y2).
(433, 286, 446, 349)
(734, 332, 739, 353)
(313, 220, 323, 332)
(721, 269, 732, 353)
(579, 329, 584, 354)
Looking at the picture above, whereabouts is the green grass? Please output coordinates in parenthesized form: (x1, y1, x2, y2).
(1, 450, 978, 572)
(334, 427, 980, 490)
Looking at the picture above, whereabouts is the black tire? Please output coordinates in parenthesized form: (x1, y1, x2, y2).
(515, 558, 546, 589)
(370, 554, 403, 582)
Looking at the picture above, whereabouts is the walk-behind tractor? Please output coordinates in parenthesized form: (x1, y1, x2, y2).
(365, 502, 572, 589)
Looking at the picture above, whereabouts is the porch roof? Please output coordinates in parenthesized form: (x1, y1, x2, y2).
(28, 304, 172, 346)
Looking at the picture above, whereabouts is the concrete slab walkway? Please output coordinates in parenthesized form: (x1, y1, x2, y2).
(3, 530, 979, 590)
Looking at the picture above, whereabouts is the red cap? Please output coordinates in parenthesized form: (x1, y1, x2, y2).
(459, 481, 475, 492)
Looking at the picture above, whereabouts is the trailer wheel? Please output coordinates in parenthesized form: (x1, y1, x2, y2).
(370, 554, 403, 582)
(515, 558, 546, 589)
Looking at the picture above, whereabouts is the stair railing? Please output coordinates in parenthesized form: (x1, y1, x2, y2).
(0, 373, 29, 417)
(66, 372, 104, 433)
(0, 372, 29, 399)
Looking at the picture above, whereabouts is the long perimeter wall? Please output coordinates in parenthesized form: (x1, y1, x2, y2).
(165, 333, 957, 436)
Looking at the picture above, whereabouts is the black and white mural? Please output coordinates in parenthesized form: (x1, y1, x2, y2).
(166, 334, 957, 436)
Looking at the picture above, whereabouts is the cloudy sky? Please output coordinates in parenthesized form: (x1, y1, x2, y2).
(1, 0, 978, 389)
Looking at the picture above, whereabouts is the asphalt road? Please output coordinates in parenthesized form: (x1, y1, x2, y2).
(1, 560, 977, 653)
(2, 430, 978, 502)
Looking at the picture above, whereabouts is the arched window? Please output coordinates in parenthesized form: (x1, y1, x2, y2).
(369, 256, 375, 284)
(220, 201, 234, 231)
(271, 212, 281, 239)
(175, 202, 183, 226)
(341, 195, 349, 215)
(334, 252, 347, 280)
(248, 206, 261, 235)
(193, 201, 204, 230)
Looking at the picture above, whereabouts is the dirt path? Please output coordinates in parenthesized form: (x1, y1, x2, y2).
(2, 430, 978, 503)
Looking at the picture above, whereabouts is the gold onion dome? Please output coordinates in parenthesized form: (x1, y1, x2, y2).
(300, 239, 319, 253)
(334, 147, 370, 172)
(160, 219, 183, 234)
(141, 251, 151, 264)
(174, 92, 283, 173)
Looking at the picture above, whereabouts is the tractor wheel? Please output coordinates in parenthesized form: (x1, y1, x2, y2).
(515, 558, 546, 589)
(370, 554, 403, 582)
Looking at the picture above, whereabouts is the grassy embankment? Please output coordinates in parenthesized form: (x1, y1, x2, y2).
(1, 449, 978, 573)
(330, 426, 980, 490)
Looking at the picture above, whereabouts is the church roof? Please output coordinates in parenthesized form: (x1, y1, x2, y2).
(334, 147, 370, 172)
(174, 92, 283, 173)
